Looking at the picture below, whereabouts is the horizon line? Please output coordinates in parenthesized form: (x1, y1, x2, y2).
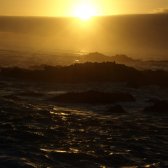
(0, 13, 167, 18)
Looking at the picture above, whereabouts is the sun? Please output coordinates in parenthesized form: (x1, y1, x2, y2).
(73, 3, 98, 20)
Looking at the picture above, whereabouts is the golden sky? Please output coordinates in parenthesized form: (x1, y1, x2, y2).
(0, 0, 168, 16)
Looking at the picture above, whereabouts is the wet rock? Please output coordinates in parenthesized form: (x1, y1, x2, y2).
(48, 151, 101, 167)
(147, 98, 161, 104)
(0, 157, 35, 168)
(126, 80, 140, 88)
(104, 154, 134, 166)
(50, 90, 135, 104)
(144, 99, 168, 114)
(106, 105, 127, 114)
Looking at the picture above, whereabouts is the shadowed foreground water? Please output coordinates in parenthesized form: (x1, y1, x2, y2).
(0, 81, 168, 168)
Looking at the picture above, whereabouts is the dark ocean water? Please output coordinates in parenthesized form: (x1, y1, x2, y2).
(0, 14, 168, 60)
(0, 81, 168, 167)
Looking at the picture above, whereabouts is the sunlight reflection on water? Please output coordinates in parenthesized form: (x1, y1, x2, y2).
(40, 148, 80, 154)
(0, 81, 168, 167)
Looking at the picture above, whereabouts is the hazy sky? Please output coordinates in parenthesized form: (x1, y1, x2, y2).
(0, 0, 168, 16)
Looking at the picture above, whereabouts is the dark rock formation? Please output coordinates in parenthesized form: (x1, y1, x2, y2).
(106, 105, 127, 114)
(50, 90, 135, 104)
(144, 99, 168, 114)
(1, 62, 168, 87)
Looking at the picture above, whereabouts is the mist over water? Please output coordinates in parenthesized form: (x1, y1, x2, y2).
(0, 14, 168, 60)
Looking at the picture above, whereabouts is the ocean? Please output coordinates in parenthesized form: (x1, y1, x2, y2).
(0, 14, 168, 168)
(0, 80, 168, 167)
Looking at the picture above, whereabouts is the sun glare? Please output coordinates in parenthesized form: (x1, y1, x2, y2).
(73, 3, 98, 20)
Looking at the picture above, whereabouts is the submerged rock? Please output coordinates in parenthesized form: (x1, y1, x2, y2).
(144, 99, 168, 114)
(106, 105, 127, 114)
(50, 90, 135, 104)
(0, 157, 35, 168)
